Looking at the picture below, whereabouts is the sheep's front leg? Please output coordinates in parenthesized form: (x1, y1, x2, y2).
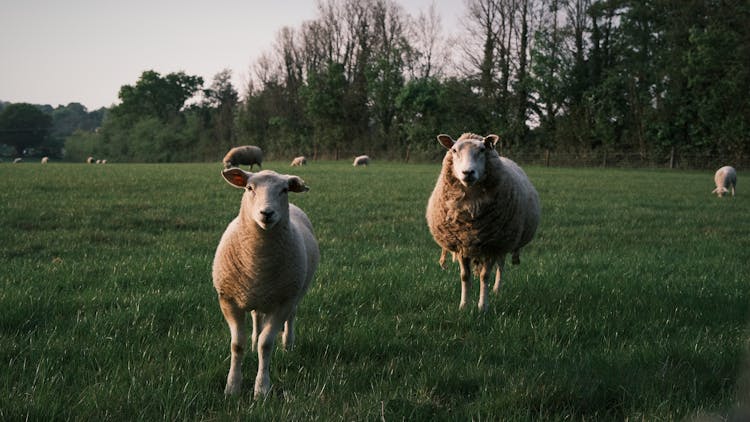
(254, 307, 289, 399)
(478, 261, 494, 312)
(458, 255, 472, 310)
(219, 298, 247, 396)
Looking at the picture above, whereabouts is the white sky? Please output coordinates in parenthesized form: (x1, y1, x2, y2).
(0, 0, 464, 110)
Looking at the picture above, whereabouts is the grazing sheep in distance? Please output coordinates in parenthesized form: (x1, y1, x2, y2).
(86, 156, 94, 164)
(213, 168, 319, 398)
(426, 132, 541, 311)
(291, 156, 307, 167)
(13, 158, 22, 163)
(223, 145, 264, 170)
(41, 157, 49, 164)
(353, 155, 370, 166)
(712, 166, 737, 197)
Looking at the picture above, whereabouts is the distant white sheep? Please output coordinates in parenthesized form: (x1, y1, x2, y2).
(223, 146, 264, 170)
(41, 157, 49, 164)
(290, 156, 307, 167)
(213, 168, 319, 398)
(86, 156, 94, 164)
(712, 166, 737, 197)
(353, 155, 370, 166)
(13, 158, 22, 164)
(426, 133, 541, 311)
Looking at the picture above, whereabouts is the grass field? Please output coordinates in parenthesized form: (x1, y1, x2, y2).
(1, 161, 749, 420)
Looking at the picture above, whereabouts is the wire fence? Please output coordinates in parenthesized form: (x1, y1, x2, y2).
(298, 148, 748, 171)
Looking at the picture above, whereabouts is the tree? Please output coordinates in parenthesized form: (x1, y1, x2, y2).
(114, 70, 203, 123)
(0, 103, 52, 156)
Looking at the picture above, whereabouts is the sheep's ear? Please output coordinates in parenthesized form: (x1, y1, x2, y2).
(222, 168, 251, 189)
(437, 134, 455, 149)
(484, 134, 500, 149)
(287, 176, 309, 193)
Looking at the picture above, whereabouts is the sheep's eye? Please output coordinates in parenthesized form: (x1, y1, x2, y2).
(280, 188, 289, 195)
(246, 185, 254, 192)
(450, 148, 457, 154)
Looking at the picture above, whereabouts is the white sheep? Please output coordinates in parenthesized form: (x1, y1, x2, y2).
(213, 168, 319, 398)
(353, 155, 370, 166)
(712, 166, 737, 197)
(223, 145, 264, 170)
(290, 156, 307, 166)
(13, 158, 22, 164)
(41, 157, 49, 164)
(86, 156, 94, 164)
(426, 133, 541, 311)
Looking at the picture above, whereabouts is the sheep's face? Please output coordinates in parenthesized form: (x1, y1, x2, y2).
(438, 134, 499, 187)
(222, 169, 309, 230)
(713, 187, 729, 197)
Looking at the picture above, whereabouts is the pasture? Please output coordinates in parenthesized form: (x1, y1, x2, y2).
(1, 161, 748, 420)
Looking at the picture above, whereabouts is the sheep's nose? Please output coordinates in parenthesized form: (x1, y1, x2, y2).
(462, 170, 476, 179)
(260, 209, 275, 220)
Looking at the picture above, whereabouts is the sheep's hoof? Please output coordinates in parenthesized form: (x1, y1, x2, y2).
(224, 382, 241, 396)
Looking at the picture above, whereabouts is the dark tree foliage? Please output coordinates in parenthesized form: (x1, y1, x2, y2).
(0, 103, 52, 157)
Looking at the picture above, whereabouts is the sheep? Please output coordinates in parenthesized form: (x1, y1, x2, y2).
(426, 132, 541, 311)
(13, 158, 22, 164)
(712, 166, 737, 197)
(290, 156, 307, 167)
(223, 145, 264, 170)
(212, 168, 319, 398)
(41, 157, 49, 164)
(86, 156, 94, 164)
(353, 155, 370, 166)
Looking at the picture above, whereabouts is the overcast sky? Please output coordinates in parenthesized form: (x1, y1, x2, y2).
(0, 0, 464, 110)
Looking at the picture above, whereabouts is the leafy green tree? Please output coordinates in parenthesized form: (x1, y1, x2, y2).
(114, 70, 203, 123)
(0, 103, 52, 156)
(303, 62, 348, 158)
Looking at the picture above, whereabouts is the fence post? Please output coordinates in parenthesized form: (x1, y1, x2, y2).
(669, 146, 675, 169)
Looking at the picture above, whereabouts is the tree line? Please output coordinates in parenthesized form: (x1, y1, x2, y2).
(3, 0, 749, 168)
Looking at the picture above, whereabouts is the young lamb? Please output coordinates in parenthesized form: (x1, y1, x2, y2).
(353, 155, 370, 166)
(426, 133, 541, 311)
(213, 168, 319, 398)
(223, 145, 264, 170)
(290, 156, 307, 166)
(712, 166, 737, 197)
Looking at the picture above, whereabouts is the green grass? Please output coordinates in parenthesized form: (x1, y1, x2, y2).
(1, 161, 749, 420)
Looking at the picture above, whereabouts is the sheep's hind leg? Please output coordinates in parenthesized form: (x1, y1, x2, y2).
(219, 298, 247, 396)
(254, 305, 290, 399)
(251, 310, 261, 352)
(493, 258, 506, 294)
(282, 307, 297, 351)
(478, 260, 494, 312)
(458, 255, 472, 310)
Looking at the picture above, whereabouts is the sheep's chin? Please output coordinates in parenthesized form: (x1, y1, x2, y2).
(254, 217, 279, 230)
